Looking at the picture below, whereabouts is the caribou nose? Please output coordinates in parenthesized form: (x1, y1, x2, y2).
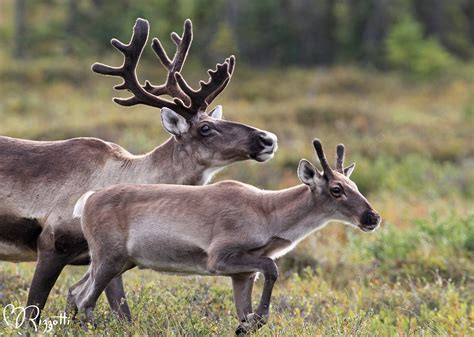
(361, 210, 381, 230)
(252, 131, 278, 162)
(258, 132, 277, 149)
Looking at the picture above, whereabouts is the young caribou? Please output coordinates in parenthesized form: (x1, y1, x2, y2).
(69, 139, 381, 334)
(0, 18, 276, 323)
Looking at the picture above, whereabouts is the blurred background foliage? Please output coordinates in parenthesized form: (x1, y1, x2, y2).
(2, 0, 474, 76)
(0, 0, 473, 335)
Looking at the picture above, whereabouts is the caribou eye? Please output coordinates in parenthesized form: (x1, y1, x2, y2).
(199, 124, 212, 136)
(331, 186, 342, 197)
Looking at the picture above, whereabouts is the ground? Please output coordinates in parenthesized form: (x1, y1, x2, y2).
(0, 54, 473, 335)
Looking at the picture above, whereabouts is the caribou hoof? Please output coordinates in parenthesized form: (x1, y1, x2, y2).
(75, 307, 97, 331)
(65, 294, 78, 320)
(235, 313, 266, 335)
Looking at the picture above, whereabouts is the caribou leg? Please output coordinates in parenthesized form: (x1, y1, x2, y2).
(104, 276, 132, 321)
(66, 270, 91, 319)
(210, 252, 278, 335)
(231, 273, 256, 320)
(25, 223, 133, 324)
(25, 250, 68, 324)
(70, 257, 130, 325)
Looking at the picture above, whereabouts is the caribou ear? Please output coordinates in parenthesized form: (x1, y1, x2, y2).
(209, 105, 223, 120)
(161, 107, 189, 137)
(344, 163, 356, 178)
(298, 159, 319, 188)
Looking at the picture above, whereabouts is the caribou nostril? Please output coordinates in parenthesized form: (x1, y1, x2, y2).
(361, 210, 380, 227)
(371, 214, 380, 226)
(258, 133, 275, 148)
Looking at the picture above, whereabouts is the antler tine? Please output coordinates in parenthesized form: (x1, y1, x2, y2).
(171, 19, 192, 73)
(146, 19, 193, 106)
(175, 56, 234, 112)
(312, 139, 334, 178)
(92, 18, 188, 114)
(204, 56, 236, 110)
(171, 32, 182, 45)
(336, 144, 345, 172)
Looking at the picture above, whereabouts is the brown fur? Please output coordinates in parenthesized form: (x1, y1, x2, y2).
(1, 16, 278, 324)
(0, 113, 276, 322)
(69, 140, 381, 334)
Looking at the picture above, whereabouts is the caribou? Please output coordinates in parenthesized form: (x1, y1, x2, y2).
(0, 18, 277, 323)
(68, 139, 381, 334)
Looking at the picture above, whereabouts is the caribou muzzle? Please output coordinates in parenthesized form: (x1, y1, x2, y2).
(251, 131, 278, 162)
(359, 210, 381, 232)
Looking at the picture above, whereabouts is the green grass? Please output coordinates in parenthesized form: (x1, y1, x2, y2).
(1, 214, 472, 335)
(0, 54, 473, 335)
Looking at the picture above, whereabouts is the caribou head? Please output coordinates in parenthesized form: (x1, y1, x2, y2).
(93, 18, 277, 169)
(298, 139, 381, 232)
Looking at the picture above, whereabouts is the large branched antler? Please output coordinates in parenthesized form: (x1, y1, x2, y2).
(175, 55, 236, 112)
(92, 19, 188, 115)
(92, 18, 236, 119)
(144, 19, 193, 107)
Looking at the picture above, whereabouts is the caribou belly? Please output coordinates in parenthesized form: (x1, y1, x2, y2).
(0, 241, 37, 262)
(127, 233, 210, 275)
(0, 214, 41, 262)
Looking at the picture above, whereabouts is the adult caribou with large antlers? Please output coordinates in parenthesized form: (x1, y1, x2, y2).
(0, 18, 277, 322)
(69, 139, 380, 334)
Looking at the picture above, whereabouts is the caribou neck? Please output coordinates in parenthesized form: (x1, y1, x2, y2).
(264, 185, 331, 242)
(139, 137, 215, 186)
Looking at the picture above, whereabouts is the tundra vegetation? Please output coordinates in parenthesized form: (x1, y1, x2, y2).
(0, 1, 473, 336)
(0, 57, 472, 335)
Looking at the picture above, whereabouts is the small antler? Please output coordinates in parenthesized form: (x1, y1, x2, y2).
(313, 139, 334, 178)
(335, 144, 345, 173)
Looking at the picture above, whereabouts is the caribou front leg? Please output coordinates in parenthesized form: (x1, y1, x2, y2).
(209, 251, 278, 335)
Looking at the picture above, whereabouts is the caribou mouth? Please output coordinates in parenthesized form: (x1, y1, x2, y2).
(252, 150, 276, 162)
(359, 223, 380, 232)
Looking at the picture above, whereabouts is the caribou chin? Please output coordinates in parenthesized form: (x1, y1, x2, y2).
(253, 150, 276, 162)
(359, 219, 381, 232)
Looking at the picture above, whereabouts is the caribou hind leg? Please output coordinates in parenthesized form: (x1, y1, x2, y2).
(231, 273, 256, 321)
(66, 269, 91, 319)
(104, 276, 132, 321)
(68, 248, 132, 326)
(25, 224, 133, 324)
(25, 225, 86, 323)
(25, 249, 68, 323)
(69, 255, 132, 321)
